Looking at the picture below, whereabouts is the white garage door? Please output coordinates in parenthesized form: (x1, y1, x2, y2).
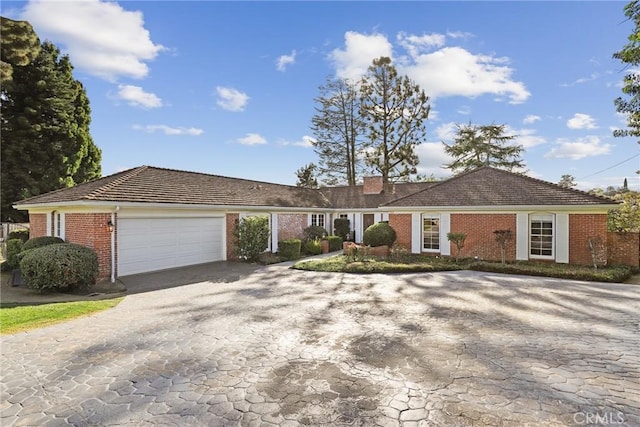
(118, 217, 224, 276)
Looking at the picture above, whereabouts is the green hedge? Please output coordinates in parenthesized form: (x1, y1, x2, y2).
(279, 239, 301, 260)
(327, 235, 342, 252)
(303, 225, 327, 242)
(363, 222, 396, 247)
(304, 239, 323, 255)
(20, 243, 99, 291)
(333, 218, 351, 240)
(23, 236, 65, 251)
(7, 229, 29, 242)
(3, 239, 24, 271)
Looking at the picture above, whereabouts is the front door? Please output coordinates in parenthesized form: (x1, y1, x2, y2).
(363, 214, 375, 233)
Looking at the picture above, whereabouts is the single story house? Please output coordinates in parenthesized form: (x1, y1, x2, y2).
(13, 165, 637, 281)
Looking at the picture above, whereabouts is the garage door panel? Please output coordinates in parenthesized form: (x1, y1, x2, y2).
(118, 217, 224, 276)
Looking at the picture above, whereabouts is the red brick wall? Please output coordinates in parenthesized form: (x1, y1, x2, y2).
(64, 213, 113, 278)
(451, 214, 517, 261)
(569, 214, 608, 266)
(277, 213, 307, 241)
(607, 232, 639, 267)
(226, 213, 239, 260)
(363, 176, 383, 194)
(29, 213, 47, 237)
(389, 213, 412, 250)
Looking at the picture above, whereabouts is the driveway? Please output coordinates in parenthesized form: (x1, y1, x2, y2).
(1, 266, 639, 426)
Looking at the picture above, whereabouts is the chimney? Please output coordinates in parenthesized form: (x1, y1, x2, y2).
(363, 176, 384, 194)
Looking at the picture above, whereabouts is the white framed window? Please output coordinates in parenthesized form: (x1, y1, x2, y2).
(311, 213, 325, 228)
(530, 214, 554, 258)
(53, 211, 64, 239)
(422, 215, 440, 252)
(339, 214, 349, 220)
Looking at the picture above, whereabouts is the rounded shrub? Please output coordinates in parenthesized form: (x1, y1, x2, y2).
(3, 239, 24, 271)
(23, 236, 65, 251)
(363, 222, 397, 248)
(8, 229, 29, 242)
(278, 239, 301, 261)
(303, 225, 327, 242)
(304, 239, 323, 255)
(20, 243, 99, 291)
(327, 235, 343, 252)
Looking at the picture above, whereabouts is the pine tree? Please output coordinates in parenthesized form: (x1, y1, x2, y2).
(443, 123, 524, 174)
(359, 57, 430, 183)
(295, 163, 319, 188)
(0, 17, 41, 83)
(1, 41, 101, 221)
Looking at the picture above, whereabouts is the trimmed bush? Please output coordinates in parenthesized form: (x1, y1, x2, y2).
(20, 243, 99, 291)
(233, 216, 270, 262)
(333, 218, 351, 241)
(327, 235, 342, 252)
(363, 222, 397, 247)
(3, 239, 24, 271)
(8, 229, 29, 242)
(305, 238, 323, 255)
(279, 239, 301, 261)
(303, 225, 327, 243)
(23, 236, 65, 251)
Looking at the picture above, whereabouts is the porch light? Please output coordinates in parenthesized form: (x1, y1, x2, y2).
(107, 220, 114, 232)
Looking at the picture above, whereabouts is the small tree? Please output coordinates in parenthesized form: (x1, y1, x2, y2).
(233, 216, 270, 262)
(446, 232, 467, 262)
(493, 229, 513, 264)
(607, 191, 640, 232)
(587, 236, 607, 270)
(295, 163, 319, 188)
(334, 218, 351, 241)
(558, 174, 577, 188)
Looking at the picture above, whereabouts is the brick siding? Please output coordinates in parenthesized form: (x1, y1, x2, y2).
(389, 214, 412, 250)
(64, 213, 113, 279)
(277, 214, 307, 241)
(450, 214, 517, 261)
(569, 214, 608, 266)
(29, 213, 47, 237)
(226, 213, 239, 260)
(607, 232, 639, 267)
(363, 176, 384, 194)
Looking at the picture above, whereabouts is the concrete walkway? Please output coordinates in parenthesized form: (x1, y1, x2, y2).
(1, 266, 640, 426)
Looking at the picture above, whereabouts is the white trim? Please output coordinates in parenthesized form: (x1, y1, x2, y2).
(529, 214, 555, 260)
(271, 213, 279, 252)
(515, 213, 529, 261)
(58, 212, 65, 240)
(422, 214, 441, 253)
(46, 211, 52, 236)
(439, 213, 451, 256)
(556, 213, 569, 264)
(411, 213, 421, 254)
(110, 212, 116, 283)
(354, 213, 362, 242)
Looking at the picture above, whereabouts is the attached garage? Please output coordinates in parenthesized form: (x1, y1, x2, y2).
(117, 216, 225, 276)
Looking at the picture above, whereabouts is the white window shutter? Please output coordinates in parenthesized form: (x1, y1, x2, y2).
(271, 214, 278, 252)
(46, 212, 52, 236)
(516, 213, 529, 260)
(59, 213, 66, 240)
(411, 213, 421, 254)
(354, 213, 362, 243)
(439, 213, 451, 256)
(556, 213, 569, 263)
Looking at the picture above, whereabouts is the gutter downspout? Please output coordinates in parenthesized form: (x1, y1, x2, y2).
(110, 206, 119, 283)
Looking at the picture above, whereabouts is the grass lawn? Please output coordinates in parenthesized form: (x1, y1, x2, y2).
(293, 254, 635, 283)
(0, 297, 124, 335)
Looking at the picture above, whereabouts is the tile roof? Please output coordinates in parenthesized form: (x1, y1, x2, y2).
(319, 182, 437, 209)
(384, 166, 616, 207)
(15, 166, 332, 208)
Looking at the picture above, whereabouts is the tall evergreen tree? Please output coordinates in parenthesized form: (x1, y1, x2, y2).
(443, 123, 524, 174)
(311, 77, 366, 186)
(295, 163, 319, 188)
(613, 1, 640, 142)
(0, 17, 41, 83)
(359, 57, 430, 184)
(1, 41, 101, 221)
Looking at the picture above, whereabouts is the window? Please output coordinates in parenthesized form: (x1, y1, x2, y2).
(311, 213, 325, 228)
(53, 211, 62, 238)
(339, 214, 348, 220)
(530, 214, 554, 258)
(423, 215, 440, 251)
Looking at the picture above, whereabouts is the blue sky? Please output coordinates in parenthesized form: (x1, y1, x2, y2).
(4, 0, 639, 190)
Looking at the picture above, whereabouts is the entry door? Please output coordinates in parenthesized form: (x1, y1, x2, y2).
(363, 214, 375, 232)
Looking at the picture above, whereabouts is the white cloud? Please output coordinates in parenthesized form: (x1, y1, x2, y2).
(512, 128, 547, 149)
(523, 114, 541, 124)
(457, 105, 471, 115)
(279, 135, 315, 147)
(22, 0, 164, 81)
(132, 124, 203, 136)
(329, 32, 393, 81)
(236, 133, 267, 146)
(560, 72, 599, 87)
(434, 122, 459, 142)
(329, 31, 529, 104)
(567, 113, 597, 130)
(276, 50, 296, 71)
(415, 142, 453, 178)
(544, 136, 611, 160)
(115, 85, 162, 108)
(216, 86, 249, 112)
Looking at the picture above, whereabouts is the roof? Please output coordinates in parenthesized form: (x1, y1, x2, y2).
(384, 166, 616, 207)
(14, 166, 332, 209)
(319, 182, 437, 209)
(15, 165, 616, 210)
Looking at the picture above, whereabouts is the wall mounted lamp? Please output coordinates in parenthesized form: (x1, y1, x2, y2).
(107, 220, 114, 233)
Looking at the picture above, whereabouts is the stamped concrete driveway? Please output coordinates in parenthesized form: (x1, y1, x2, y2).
(2, 266, 639, 426)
